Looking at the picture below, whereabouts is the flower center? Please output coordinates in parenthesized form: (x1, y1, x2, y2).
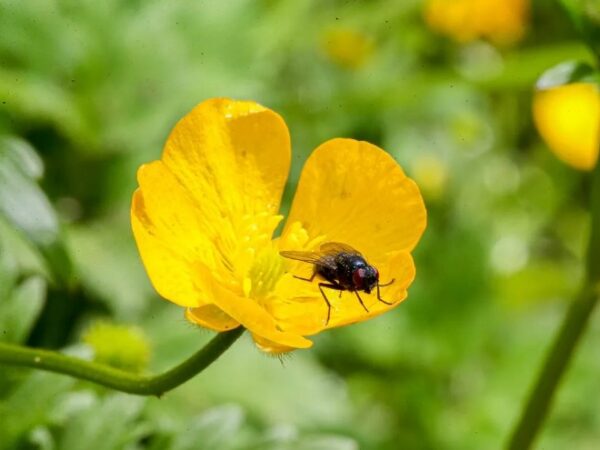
(245, 245, 286, 299)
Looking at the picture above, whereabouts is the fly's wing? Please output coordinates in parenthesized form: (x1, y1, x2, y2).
(280, 241, 361, 270)
(279, 250, 338, 270)
(319, 241, 362, 256)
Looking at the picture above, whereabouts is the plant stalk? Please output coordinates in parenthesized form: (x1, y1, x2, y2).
(0, 327, 244, 396)
(507, 160, 600, 449)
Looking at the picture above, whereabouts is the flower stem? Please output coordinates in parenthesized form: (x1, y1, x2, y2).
(507, 161, 600, 449)
(0, 327, 244, 396)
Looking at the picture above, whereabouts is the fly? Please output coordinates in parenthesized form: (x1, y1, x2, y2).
(279, 242, 396, 324)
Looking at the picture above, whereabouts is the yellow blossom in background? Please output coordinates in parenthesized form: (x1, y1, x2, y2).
(412, 154, 449, 201)
(424, 0, 529, 46)
(533, 82, 600, 171)
(131, 98, 426, 353)
(322, 27, 374, 70)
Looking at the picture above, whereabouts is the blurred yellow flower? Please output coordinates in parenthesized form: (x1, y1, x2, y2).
(322, 27, 374, 70)
(424, 0, 529, 45)
(533, 82, 600, 171)
(412, 154, 449, 201)
(131, 99, 426, 353)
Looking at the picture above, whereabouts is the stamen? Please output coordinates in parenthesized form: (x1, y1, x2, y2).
(247, 246, 286, 299)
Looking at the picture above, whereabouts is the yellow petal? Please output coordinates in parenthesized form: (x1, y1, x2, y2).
(533, 83, 600, 171)
(195, 262, 313, 349)
(132, 98, 292, 307)
(283, 138, 427, 261)
(185, 305, 240, 332)
(162, 98, 290, 222)
(131, 190, 207, 307)
(250, 334, 296, 354)
(269, 252, 416, 335)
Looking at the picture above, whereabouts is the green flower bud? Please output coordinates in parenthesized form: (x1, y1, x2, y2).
(83, 321, 150, 372)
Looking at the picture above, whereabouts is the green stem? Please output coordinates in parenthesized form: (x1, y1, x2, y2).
(507, 162, 600, 449)
(587, 160, 600, 284)
(0, 327, 244, 396)
(507, 286, 599, 449)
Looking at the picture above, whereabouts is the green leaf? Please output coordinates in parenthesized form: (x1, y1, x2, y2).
(0, 136, 73, 287)
(56, 393, 146, 450)
(535, 60, 599, 90)
(0, 136, 44, 180)
(170, 405, 245, 450)
(0, 276, 46, 343)
(68, 221, 153, 318)
(0, 70, 93, 152)
(273, 435, 359, 450)
(0, 371, 74, 450)
(28, 427, 55, 450)
(0, 236, 18, 303)
(559, 0, 600, 57)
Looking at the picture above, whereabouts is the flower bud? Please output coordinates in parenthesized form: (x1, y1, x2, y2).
(533, 63, 600, 171)
(424, 0, 529, 46)
(322, 27, 374, 70)
(83, 321, 150, 372)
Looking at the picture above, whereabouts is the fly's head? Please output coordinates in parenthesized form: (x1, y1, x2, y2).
(352, 265, 379, 293)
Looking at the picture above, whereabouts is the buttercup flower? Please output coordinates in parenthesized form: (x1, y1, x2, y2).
(424, 0, 529, 46)
(131, 99, 426, 353)
(533, 82, 600, 171)
(322, 27, 374, 70)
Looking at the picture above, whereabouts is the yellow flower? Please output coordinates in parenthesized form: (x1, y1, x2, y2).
(412, 154, 449, 201)
(424, 0, 529, 45)
(533, 82, 600, 171)
(131, 98, 426, 353)
(322, 27, 374, 70)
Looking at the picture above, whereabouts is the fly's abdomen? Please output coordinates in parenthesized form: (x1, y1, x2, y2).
(317, 265, 337, 283)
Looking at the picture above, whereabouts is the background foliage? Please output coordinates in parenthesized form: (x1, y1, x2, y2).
(0, 1, 598, 449)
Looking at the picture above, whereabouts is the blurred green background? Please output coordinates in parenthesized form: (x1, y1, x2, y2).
(0, 1, 598, 449)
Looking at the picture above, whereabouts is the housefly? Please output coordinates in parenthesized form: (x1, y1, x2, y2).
(280, 242, 396, 324)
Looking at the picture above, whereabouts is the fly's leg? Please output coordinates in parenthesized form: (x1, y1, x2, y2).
(318, 282, 343, 325)
(354, 290, 369, 313)
(376, 279, 396, 305)
(379, 278, 395, 288)
(293, 272, 317, 282)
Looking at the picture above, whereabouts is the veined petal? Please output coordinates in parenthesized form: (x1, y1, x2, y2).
(162, 98, 290, 229)
(283, 138, 427, 260)
(131, 190, 207, 307)
(132, 98, 292, 308)
(251, 334, 296, 354)
(186, 305, 240, 332)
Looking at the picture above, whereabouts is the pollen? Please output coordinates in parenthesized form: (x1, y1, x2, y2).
(245, 245, 286, 299)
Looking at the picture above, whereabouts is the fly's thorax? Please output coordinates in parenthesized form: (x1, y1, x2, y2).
(336, 253, 365, 275)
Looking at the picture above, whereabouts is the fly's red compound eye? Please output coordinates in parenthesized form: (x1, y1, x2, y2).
(353, 268, 366, 288)
(374, 267, 379, 280)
